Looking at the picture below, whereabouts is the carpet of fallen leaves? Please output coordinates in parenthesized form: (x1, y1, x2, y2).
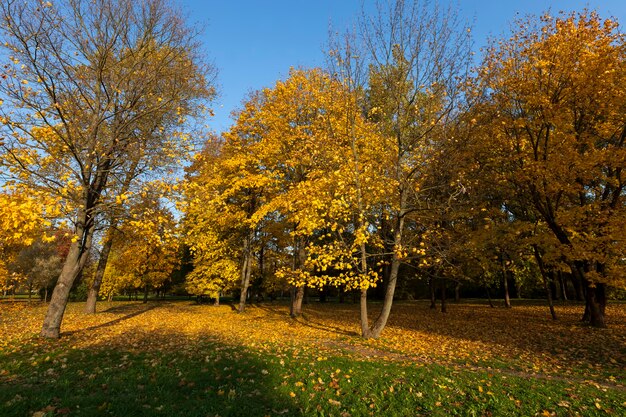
(1, 300, 624, 388)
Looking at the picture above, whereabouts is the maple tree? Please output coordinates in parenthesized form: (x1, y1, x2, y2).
(183, 127, 266, 313)
(184, 68, 387, 318)
(0, 0, 214, 337)
(470, 10, 626, 327)
(243, 68, 380, 317)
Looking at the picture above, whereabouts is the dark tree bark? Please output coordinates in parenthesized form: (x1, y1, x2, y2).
(559, 271, 568, 301)
(486, 287, 494, 308)
(583, 280, 606, 328)
(571, 272, 585, 301)
(440, 279, 447, 313)
(533, 245, 557, 320)
(429, 277, 436, 309)
(501, 254, 511, 308)
(238, 229, 254, 313)
(571, 262, 606, 328)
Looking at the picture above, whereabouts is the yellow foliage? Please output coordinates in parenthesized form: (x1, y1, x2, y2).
(471, 10, 626, 288)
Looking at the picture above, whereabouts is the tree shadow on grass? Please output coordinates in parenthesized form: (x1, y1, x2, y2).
(381, 301, 626, 378)
(0, 331, 299, 417)
(62, 303, 158, 336)
(252, 300, 625, 381)
(100, 302, 155, 314)
(252, 303, 358, 337)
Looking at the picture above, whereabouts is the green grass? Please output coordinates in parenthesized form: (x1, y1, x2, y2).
(1, 336, 624, 416)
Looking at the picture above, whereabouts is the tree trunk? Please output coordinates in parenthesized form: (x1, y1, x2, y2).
(572, 272, 584, 301)
(552, 274, 562, 301)
(503, 276, 511, 308)
(571, 262, 606, 328)
(238, 229, 254, 313)
(85, 158, 137, 313)
(584, 280, 606, 328)
(454, 281, 461, 303)
(559, 271, 568, 301)
(360, 288, 371, 338)
(85, 228, 115, 313)
(41, 215, 94, 339)
(143, 284, 149, 303)
(429, 277, 436, 309)
(514, 276, 522, 299)
(289, 238, 307, 318)
(532, 245, 557, 320)
(486, 287, 494, 308)
(238, 254, 252, 313)
(545, 272, 558, 321)
(257, 244, 264, 297)
(501, 255, 511, 308)
(369, 211, 405, 338)
(440, 279, 447, 313)
(290, 286, 304, 318)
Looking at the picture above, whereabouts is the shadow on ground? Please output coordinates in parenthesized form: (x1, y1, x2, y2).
(0, 331, 297, 417)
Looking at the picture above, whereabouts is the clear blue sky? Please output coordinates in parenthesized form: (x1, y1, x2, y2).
(180, 0, 626, 134)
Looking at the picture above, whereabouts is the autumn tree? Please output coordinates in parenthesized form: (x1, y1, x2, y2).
(10, 238, 64, 301)
(472, 11, 626, 327)
(184, 68, 387, 319)
(183, 126, 266, 313)
(0, 186, 59, 295)
(107, 187, 179, 303)
(333, 0, 473, 337)
(0, 0, 214, 338)
(232, 68, 390, 320)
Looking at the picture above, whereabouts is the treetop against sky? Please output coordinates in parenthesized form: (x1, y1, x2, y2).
(182, 0, 626, 133)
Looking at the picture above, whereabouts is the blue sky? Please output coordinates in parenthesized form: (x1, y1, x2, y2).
(180, 0, 626, 134)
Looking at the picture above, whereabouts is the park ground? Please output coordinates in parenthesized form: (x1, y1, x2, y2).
(1, 299, 625, 416)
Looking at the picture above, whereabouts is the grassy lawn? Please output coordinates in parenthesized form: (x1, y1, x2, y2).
(1, 300, 624, 416)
